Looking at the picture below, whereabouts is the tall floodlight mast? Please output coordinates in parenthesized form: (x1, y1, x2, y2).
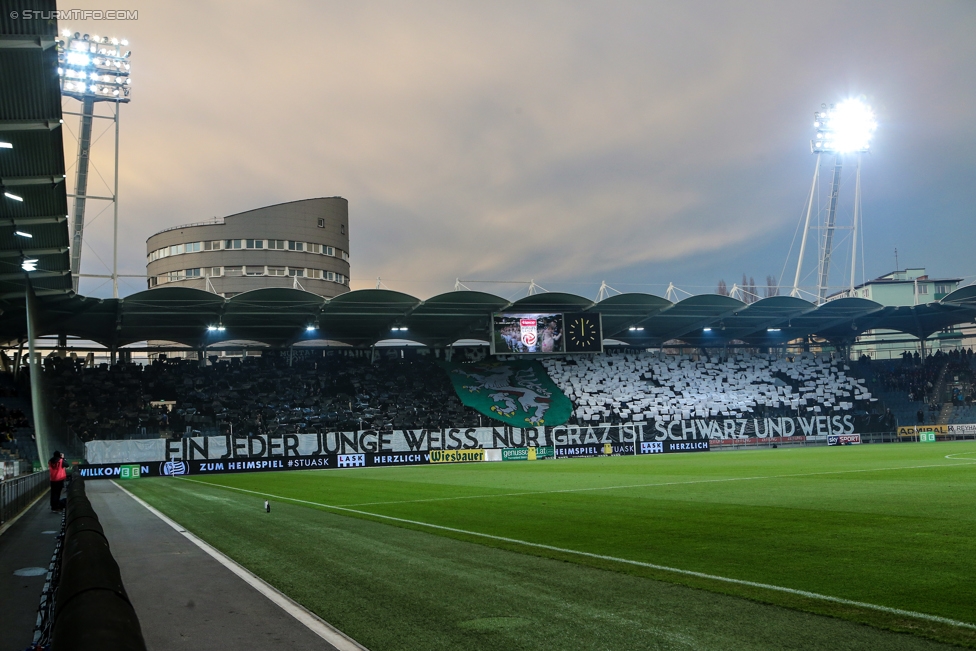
(57, 30, 132, 296)
(791, 98, 876, 303)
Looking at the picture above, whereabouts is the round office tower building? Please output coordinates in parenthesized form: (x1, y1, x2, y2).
(146, 198, 350, 298)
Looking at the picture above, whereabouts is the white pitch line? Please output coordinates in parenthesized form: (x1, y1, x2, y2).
(178, 476, 976, 633)
(111, 481, 369, 651)
(337, 458, 976, 507)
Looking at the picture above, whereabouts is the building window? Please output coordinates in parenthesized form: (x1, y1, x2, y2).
(308, 243, 321, 254)
(325, 271, 335, 281)
(341, 250, 349, 261)
(225, 239, 242, 249)
(935, 284, 953, 294)
(245, 266, 264, 276)
(268, 239, 285, 250)
(168, 270, 184, 282)
(340, 224, 345, 234)
(268, 267, 286, 276)
(246, 239, 264, 249)
(917, 284, 928, 294)
(335, 273, 345, 284)
(186, 268, 201, 277)
(224, 266, 243, 277)
(209, 267, 222, 277)
(308, 269, 322, 279)
(288, 241, 304, 251)
(288, 268, 304, 277)
(204, 240, 221, 251)
(324, 246, 334, 257)
(185, 242, 202, 253)
(317, 218, 325, 228)
(169, 244, 184, 256)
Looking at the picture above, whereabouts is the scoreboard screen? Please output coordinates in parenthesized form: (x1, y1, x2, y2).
(490, 312, 602, 355)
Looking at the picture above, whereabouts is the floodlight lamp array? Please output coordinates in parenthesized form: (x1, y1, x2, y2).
(811, 99, 876, 154)
(57, 30, 131, 101)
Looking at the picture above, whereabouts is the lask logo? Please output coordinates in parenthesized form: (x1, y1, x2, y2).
(337, 454, 365, 468)
(160, 460, 188, 476)
(641, 442, 664, 454)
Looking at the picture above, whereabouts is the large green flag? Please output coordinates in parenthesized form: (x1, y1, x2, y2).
(441, 360, 572, 427)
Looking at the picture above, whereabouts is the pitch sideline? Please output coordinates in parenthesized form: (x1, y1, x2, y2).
(111, 481, 369, 651)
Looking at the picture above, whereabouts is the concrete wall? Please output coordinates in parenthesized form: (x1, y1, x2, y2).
(145, 198, 350, 298)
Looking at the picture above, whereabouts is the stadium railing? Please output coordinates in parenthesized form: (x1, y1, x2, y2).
(0, 470, 47, 525)
(37, 476, 148, 651)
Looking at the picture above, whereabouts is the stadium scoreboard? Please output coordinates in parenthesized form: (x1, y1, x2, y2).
(491, 312, 602, 355)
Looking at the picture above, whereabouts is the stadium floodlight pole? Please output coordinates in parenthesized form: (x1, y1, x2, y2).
(817, 156, 844, 304)
(791, 153, 821, 298)
(57, 30, 132, 294)
(849, 154, 862, 295)
(797, 98, 876, 304)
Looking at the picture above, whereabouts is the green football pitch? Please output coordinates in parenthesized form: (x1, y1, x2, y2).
(125, 442, 976, 650)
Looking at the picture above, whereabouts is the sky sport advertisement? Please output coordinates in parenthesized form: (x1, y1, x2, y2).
(492, 313, 564, 354)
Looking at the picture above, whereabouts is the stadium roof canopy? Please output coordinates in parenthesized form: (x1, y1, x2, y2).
(1, 13, 973, 353)
(0, 7, 72, 302)
(0, 285, 974, 350)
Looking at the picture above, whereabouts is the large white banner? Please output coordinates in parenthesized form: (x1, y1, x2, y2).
(84, 415, 861, 464)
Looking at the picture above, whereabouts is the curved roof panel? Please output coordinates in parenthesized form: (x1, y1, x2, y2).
(508, 292, 594, 313)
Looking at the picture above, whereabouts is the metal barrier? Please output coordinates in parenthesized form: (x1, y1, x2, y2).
(31, 476, 148, 651)
(0, 470, 47, 524)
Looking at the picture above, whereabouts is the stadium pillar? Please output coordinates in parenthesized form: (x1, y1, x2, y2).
(13, 342, 23, 380)
(110, 346, 117, 365)
(25, 281, 49, 464)
(288, 346, 293, 366)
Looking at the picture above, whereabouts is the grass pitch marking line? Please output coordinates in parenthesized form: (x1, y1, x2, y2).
(180, 478, 976, 633)
(338, 459, 976, 508)
(110, 481, 370, 651)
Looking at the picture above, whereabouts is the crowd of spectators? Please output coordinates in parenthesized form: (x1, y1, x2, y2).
(33, 346, 976, 443)
(860, 348, 975, 424)
(0, 404, 30, 444)
(543, 351, 892, 429)
(43, 352, 481, 441)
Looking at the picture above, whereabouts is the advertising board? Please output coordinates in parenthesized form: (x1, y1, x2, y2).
(639, 440, 711, 454)
(501, 446, 555, 461)
(429, 449, 486, 464)
(827, 433, 861, 446)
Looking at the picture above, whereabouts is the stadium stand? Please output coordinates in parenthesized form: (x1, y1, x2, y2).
(0, 374, 37, 472)
(859, 348, 975, 425)
(37, 347, 975, 443)
(42, 353, 480, 440)
(541, 351, 878, 425)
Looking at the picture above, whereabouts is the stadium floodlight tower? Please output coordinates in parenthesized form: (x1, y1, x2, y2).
(57, 30, 132, 296)
(790, 98, 876, 303)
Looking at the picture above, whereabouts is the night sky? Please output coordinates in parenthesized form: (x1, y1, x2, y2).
(61, 1, 976, 300)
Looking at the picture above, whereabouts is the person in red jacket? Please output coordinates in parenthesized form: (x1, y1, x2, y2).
(49, 451, 67, 512)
